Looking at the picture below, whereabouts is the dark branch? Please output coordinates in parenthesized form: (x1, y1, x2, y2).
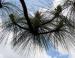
(9, 14, 29, 31)
(13, 22, 29, 30)
(38, 30, 56, 35)
(38, 19, 64, 35)
(39, 5, 62, 27)
(38, 29, 62, 35)
(41, 16, 56, 26)
(19, 0, 33, 31)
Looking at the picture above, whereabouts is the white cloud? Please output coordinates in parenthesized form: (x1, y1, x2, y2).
(68, 46, 75, 58)
(53, 0, 65, 8)
(0, 42, 53, 58)
(0, 44, 25, 58)
(0, 54, 4, 58)
(34, 47, 52, 58)
(57, 45, 68, 55)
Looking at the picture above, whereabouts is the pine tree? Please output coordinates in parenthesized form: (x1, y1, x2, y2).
(0, 0, 75, 55)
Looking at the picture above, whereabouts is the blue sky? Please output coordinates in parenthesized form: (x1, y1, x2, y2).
(0, 0, 72, 58)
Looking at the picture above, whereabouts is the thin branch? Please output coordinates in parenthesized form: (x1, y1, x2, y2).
(38, 29, 62, 35)
(41, 16, 56, 25)
(19, 0, 33, 31)
(13, 22, 29, 30)
(38, 30, 55, 34)
(39, 15, 75, 35)
(36, 16, 56, 29)
(9, 14, 29, 31)
(38, 19, 64, 35)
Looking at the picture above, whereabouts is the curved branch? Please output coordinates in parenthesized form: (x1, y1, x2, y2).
(41, 16, 56, 26)
(9, 14, 29, 31)
(13, 22, 29, 30)
(38, 30, 55, 34)
(19, 0, 33, 31)
(38, 29, 62, 35)
(38, 19, 64, 35)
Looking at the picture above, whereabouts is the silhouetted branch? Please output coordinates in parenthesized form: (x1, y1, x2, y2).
(41, 16, 56, 25)
(39, 5, 62, 27)
(9, 14, 29, 31)
(38, 17, 64, 35)
(19, 0, 33, 31)
(38, 29, 62, 35)
(13, 23, 29, 30)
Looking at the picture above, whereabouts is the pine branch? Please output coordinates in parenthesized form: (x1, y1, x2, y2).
(13, 22, 29, 30)
(9, 14, 29, 31)
(19, 0, 33, 31)
(41, 16, 56, 26)
(38, 29, 63, 35)
(38, 18, 64, 35)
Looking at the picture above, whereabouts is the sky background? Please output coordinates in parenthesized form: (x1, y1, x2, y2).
(0, 0, 75, 58)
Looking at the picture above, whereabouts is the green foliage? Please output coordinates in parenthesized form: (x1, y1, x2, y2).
(54, 5, 62, 17)
(31, 11, 42, 29)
